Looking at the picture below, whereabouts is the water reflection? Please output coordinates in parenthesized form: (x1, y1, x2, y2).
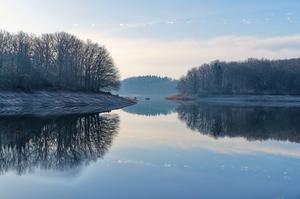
(177, 102, 300, 143)
(123, 98, 177, 116)
(1, 103, 300, 199)
(0, 113, 119, 175)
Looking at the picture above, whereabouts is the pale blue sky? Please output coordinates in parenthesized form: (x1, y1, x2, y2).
(1, 0, 300, 78)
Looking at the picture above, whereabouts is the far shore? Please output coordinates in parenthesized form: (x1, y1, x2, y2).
(166, 94, 300, 107)
(0, 91, 136, 117)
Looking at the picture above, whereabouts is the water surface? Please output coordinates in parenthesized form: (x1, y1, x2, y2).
(0, 100, 300, 199)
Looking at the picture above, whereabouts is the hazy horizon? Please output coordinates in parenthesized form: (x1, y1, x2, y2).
(1, 0, 300, 79)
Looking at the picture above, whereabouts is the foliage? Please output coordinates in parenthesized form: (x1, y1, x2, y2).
(0, 30, 120, 92)
(177, 58, 300, 95)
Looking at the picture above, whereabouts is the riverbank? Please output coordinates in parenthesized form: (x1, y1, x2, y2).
(0, 91, 136, 117)
(167, 95, 300, 107)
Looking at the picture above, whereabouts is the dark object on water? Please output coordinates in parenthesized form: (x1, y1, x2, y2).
(145, 97, 151, 100)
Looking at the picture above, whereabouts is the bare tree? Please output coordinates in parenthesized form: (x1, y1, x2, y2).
(178, 58, 300, 96)
(0, 30, 120, 92)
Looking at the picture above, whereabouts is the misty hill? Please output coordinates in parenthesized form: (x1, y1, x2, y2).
(119, 76, 178, 96)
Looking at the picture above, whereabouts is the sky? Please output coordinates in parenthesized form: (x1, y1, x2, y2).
(1, 0, 300, 79)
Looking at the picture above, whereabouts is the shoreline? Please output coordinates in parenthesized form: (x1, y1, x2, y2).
(167, 94, 300, 107)
(0, 91, 136, 117)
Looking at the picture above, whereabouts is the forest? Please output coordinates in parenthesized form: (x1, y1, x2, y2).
(177, 58, 300, 96)
(0, 30, 120, 92)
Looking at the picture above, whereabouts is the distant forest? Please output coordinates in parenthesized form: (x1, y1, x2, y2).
(120, 76, 178, 96)
(0, 30, 120, 92)
(177, 58, 300, 96)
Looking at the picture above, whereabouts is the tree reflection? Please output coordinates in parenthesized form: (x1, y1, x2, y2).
(177, 103, 300, 143)
(0, 113, 119, 175)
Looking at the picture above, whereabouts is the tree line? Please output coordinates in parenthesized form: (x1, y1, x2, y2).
(177, 58, 300, 96)
(0, 30, 120, 92)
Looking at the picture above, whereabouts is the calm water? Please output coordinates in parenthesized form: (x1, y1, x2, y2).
(0, 99, 300, 199)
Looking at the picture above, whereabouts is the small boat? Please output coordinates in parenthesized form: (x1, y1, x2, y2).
(145, 97, 151, 100)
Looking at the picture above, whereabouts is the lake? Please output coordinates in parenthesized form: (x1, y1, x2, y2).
(0, 99, 300, 199)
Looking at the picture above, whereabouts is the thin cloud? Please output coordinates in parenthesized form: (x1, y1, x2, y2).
(118, 19, 179, 29)
(222, 19, 228, 25)
(287, 16, 293, 23)
(64, 31, 300, 79)
(166, 20, 176, 25)
(242, 18, 253, 25)
(119, 21, 158, 29)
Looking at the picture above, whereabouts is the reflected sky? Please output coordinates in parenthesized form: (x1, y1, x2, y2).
(0, 102, 300, 199)
(122, 98, 177, 116)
